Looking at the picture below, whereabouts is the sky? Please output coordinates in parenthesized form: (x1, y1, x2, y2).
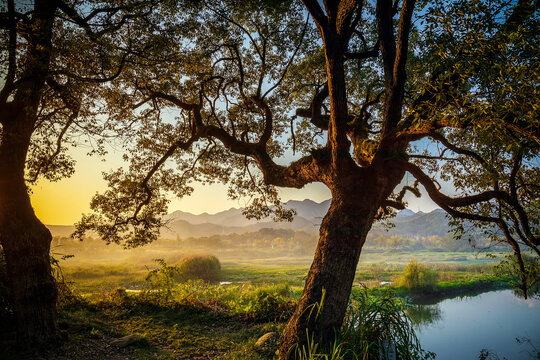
(30, 145, 441, 225)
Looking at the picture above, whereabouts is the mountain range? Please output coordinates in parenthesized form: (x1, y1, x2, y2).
(47, 199, 453, 239)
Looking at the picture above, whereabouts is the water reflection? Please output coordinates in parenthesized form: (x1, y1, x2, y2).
(410, 290, 540, 360)
(406, 303, 442, 327)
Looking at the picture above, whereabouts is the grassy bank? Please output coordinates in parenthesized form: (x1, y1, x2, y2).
(0, 253, 514, 359)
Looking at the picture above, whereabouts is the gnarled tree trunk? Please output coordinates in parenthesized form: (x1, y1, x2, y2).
(279, 169, 401, 359)
(0, 0, 59, 345)
(0, 115, 59, 346)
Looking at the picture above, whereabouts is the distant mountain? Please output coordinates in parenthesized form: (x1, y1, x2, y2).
(47, 199, 450, 240)
(160, 215, 316, 239)
(46, 225, 77, 238)
(396, 209, 415, 217)
(374, 210, 451, 237)
(284, 199, 330, 223)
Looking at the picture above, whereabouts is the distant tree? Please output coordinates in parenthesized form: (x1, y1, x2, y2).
(74, 0, 538, 357)
(0, 0, 155, 345)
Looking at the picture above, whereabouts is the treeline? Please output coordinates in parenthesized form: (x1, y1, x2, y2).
(364, 233, 502, 252)
(51, 227, 506, 257)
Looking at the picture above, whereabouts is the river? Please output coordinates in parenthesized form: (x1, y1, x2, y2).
(411, 290, 540, 359)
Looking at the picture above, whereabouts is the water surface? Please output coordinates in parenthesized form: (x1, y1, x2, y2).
(413, 290, 540, 359)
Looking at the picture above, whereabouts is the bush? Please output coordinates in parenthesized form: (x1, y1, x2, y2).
(398, 259, 438, 291)
(96, 287, 132, 308)
(177, 254, 221, 283)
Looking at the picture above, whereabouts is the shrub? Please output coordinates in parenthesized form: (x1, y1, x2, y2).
(398, 259, 438, 291)
(177, 254, 221, 283)
(50, 254, 82, 308)
(145, 259, 181, 294)
(96, 287, 132, 308)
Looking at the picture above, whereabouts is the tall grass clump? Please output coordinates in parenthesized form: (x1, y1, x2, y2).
(341, 288, 434, 359)
(398, 259, 438, 291)
(177, 254, 221, 283)
(294, 288, 434, 360)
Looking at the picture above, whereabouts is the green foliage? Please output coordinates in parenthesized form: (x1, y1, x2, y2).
(398, 260, 438, 291)
(50, 253, 82, 308)
(294, 288, 434, 360)
(143, 258, 181, 303)
(295, 333, 349, 360)
(96, 287, 132, 308)
(242, 286, 295, 322)
(177, 254, 222, 283)
(343, 288, 434, 360)
(415, 0, 540, 299)
(495, 253, 540, 298)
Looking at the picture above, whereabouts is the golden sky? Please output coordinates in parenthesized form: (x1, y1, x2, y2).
(30, 148, 333, 225)
(30, 146, 438, 225)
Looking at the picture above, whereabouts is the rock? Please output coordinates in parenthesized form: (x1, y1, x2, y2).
(110, 334, 142, 348)
(255, 332, 278, 348)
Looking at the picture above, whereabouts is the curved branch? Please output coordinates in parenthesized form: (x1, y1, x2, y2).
(295, 83, 330, 130)
(57, 0, 150, 41)
(209, 6, 262, 59)
(397, 160, 539, 246)
(130, 136, 198, 222)
(53, 47, 130, 84)
(302, 0, 328, 30)
(147, 89, 323, 191)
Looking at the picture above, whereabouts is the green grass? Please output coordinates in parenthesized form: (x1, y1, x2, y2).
(53, 302, 282, 360)
(1, 251, 515, 360)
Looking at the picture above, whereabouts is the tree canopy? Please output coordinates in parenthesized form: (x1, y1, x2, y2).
(68, 0, 538, 356)
(1, 0, 538, 353)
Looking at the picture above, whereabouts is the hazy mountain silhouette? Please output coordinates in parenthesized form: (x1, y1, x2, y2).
(47, 199, 450, 239)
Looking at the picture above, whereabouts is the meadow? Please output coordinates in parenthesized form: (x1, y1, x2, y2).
(1, 242, 514, 360)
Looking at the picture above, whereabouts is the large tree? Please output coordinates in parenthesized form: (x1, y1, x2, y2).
(0, 0, 155, 345)
(75, 0, 539, 358)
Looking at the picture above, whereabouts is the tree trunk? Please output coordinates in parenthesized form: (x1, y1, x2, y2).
(0, 0, 59, 346)
(279, 190, 380, 359)
(0, 215, 59, 346)
(0, 120, 59, 346)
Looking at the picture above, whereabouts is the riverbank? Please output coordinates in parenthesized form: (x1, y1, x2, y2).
(396, 277, 512, 303)
(0, 259, 520, 360)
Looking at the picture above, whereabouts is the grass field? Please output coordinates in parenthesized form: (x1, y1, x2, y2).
(0, 250, 513, 359)
(57, 250, 508, 294)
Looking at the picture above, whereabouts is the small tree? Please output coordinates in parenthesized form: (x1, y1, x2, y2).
(398, 260, 438, 291)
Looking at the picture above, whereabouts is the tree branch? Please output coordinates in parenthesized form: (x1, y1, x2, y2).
(393, 0, 416, 89)
(0, 0, 16, 104)
(376, 0, 396, 87)
(302, 0, 328, 30)
(262, 15, 310, 100)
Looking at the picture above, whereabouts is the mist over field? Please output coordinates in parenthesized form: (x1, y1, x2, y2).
(49, 199, 502, 267)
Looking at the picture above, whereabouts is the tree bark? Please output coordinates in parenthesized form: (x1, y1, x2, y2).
(0, 211, 58, 346)
(0, 0, 59, 345)
(0, 117, 59, 346)
(279, 184, 382, 358)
